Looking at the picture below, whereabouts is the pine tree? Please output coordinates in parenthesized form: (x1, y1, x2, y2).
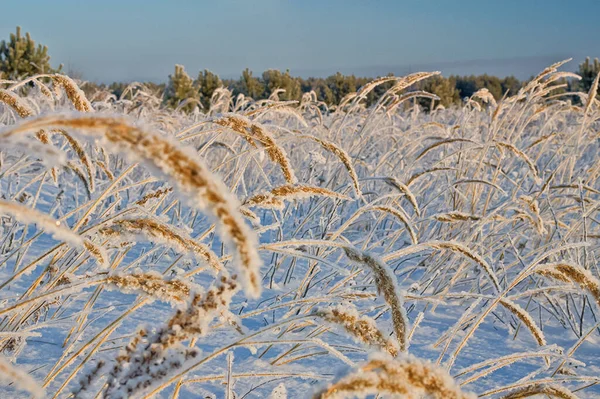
(325, 72, 360, 105)
(303, 77, 335, 104)
(164, 64, 198, 113)
(577, 57, 600, 93)
(0, 26, 61, 79)
(196, 69, 222, 110)
(418, 75, 460, 110)
(241, 68, 263, 99)
(500, 76, 522, 96)
(262, 69, 301, 101)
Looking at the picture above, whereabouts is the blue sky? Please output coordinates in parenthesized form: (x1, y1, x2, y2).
(1, 0, 599, 82)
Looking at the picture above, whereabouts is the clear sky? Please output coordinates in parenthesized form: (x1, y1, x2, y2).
(1, 0, 599, 83)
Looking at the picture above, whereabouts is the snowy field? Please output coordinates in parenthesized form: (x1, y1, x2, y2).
(0, 61, 599, 398)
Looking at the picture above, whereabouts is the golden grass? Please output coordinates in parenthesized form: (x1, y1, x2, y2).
(0, 355, 44, 398)
(103, 276, 238, 397)
(0, 62, 598, 398)
(501, 383, 578, 399)
(1, 114, 262, 297)
(51, 74, 93, 112)
(299, 134, 362, 196)
(244, 184, 351, 210)
(107, 272, 191, 304)
(537, 263, 600, 307)
(0, 89, 33, 117)
(312, 354, 475, 399)
(214, 114, 297, 183)
(344, 247, 408, 352)
(316, 305, 399, 356)
(100, 217, 222, 271)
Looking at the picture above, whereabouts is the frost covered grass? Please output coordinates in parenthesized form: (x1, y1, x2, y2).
(0, 61, 598, 398)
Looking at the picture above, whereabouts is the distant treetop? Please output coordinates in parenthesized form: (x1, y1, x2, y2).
(0, 26, 62, 80)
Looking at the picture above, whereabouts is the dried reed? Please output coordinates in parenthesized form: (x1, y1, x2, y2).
(313, 354, 475, 399)
(1, 114, 262, 297)
(0, 89, 33, 117)
(100, 217, 222, 271)
(214, 114, 297, 183)
(244, 184, 350, 210)
(501, 383, 578, 399)
(316, 305, 399, 356)
(344, 247, 408, 351)
(51, 74, 93, 112)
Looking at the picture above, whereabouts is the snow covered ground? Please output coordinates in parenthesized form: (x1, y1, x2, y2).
(0, 66, 599, 398)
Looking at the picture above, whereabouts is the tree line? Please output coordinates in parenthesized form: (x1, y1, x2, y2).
(2, 27, 598, 112)
(92, 60, 600, 113)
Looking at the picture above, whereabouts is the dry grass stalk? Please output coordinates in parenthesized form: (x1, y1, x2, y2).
(387, 91, 439, 115)
(344, 247, 408, 351)
(499, 298, 546, 346)
(83, 240, 108, 268)
(239, 205, 261, 226)
(34, 79, 53, 98)
(316, 305, 399, 356)
(519, 195, 546, 235)
(0, 355, 44, 398)
(429, 241, 500, 292)
(434, 211, 480, 223)
(392, 71, 441, 93)
(381, 177, 420, 216)
(249, 123, 297, 183)
(584, 70, 600, 115)
(369, 205, 418, 244)
(51, 74, 93, 112)
(214, 114, 297, 183)
(415, 138, 476, 161)
(33, 129, 59, 182)
(35, 129, 50, 144)
(95, 160, 114, 180)
(65, 161, 92, 198)
(247, 102, 306, 127)
(472, 88, 497, 107)
(100, 217, 222, 271)
(406, 167, 456, 186)
(355, 76, 398, 99)
(536, 263, 600, 307)
(102, 276, 238, 397)
(501, 383, 578, 399)
(244, 184, 350, 210)
(72, 360, 105, 397)
(54, 128, 95, 193)
(519, 59, 572, 96)
(213, 114, 252, 140)
(312, 353, 475, 399)
(0, 89, 33, 117)
(300, 135, 362, 196)
(135, 186, 173, 206)
(107, 271, 191, 304)
(338, 92, 358, 108)
(270, 184, 348, 200)
(534, 265, 571, 282)
(0, 199, 83, 248)
(496, 142, 540, 183)
(1, 114, 262, 297)
(352, 72, 438, 105)
(244, 193, 285, 210)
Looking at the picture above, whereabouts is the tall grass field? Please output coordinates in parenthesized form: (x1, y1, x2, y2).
(0, 60, 599, 398)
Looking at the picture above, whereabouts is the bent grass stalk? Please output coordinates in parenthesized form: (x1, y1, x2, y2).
(0, 114, 262, 297)
(0, 64, 598, 397)
(312, 354, 475, 399)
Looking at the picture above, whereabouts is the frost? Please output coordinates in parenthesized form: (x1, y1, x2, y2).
(0, 62, 598, 398)
(269, 383, 287, 399)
